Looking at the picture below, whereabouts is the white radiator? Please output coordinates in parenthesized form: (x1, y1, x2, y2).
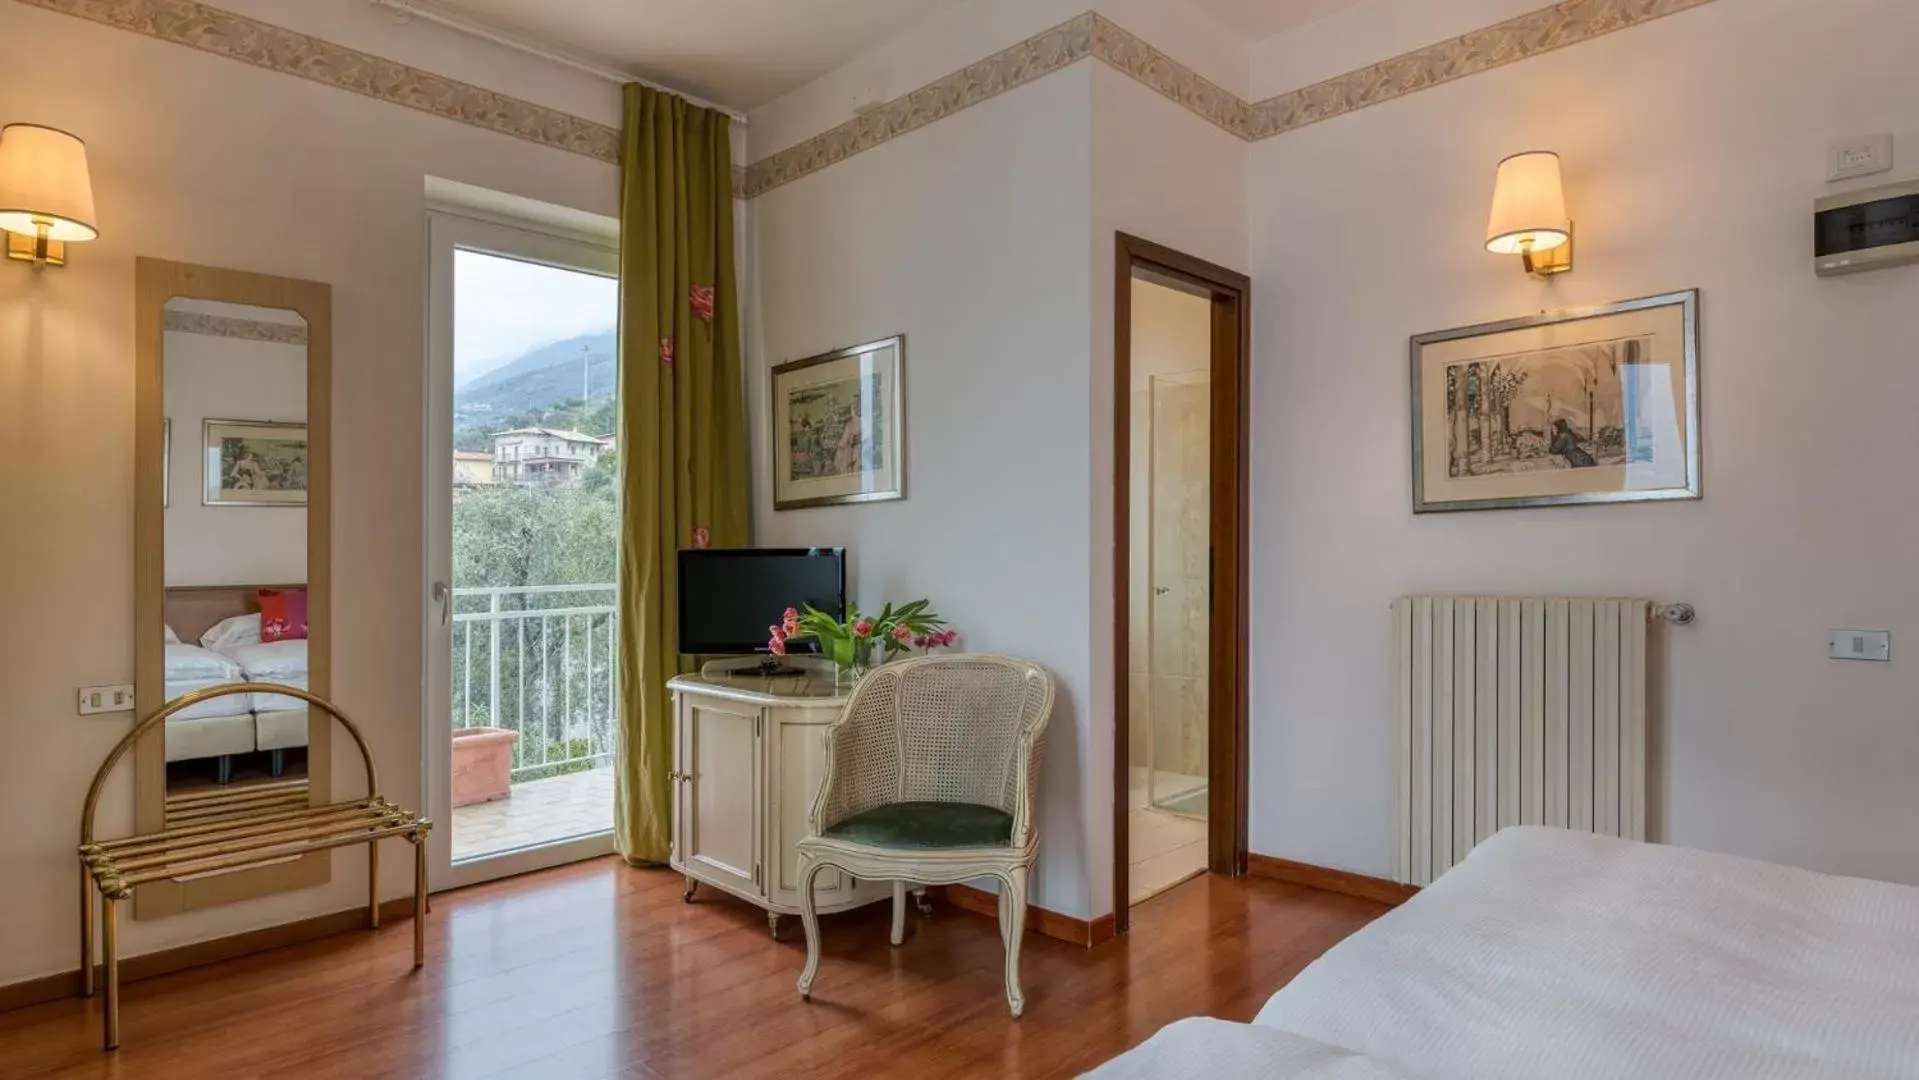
(1392, 597, 1652, 886)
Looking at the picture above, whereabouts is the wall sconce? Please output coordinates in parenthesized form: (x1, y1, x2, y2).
(0, 123, 99, 268)
(1486, 150, 1572, 279)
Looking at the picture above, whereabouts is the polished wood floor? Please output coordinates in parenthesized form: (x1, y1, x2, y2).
(0, 859, 1386, 1079)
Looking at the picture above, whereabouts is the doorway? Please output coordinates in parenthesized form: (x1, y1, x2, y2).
(424, 206, 622, 890)
(1113, 233, 1249, 930)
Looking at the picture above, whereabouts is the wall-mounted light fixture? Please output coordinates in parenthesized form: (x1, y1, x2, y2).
(1486, 151, 1572, 279)
(0, 123, 99, 268)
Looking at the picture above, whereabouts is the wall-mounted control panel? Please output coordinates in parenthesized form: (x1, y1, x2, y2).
(1816, 179, 1919, 277)
(1828, 630, 1891, 663)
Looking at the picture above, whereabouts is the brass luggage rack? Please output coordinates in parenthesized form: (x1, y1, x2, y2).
(79, 684, 432, 1051)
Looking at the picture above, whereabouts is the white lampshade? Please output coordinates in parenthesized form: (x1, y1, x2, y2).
(0, 124, 99, 242)
(1485, 151, 1567, 255)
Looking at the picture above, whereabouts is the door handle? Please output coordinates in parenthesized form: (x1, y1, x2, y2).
(432, 581, 450, 627)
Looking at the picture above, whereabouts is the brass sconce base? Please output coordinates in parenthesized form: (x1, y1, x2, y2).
(1521, 222, 1574, 279)
(6, 229, 67, 267)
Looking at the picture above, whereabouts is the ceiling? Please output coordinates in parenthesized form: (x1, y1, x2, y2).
(415, 0, 970, 112)
(1189, 0, 1373, 42)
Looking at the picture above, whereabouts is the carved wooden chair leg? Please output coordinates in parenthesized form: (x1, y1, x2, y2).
(683, 876, 698, 903)
(797, 859, 828, 1000)
(890, 880, 908, 947)
(768, 911, 783, 940)
(102, 896, 120, 1051)
(998, 868, 1029, 1019)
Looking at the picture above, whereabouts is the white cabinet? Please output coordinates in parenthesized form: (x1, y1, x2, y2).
(668, 661, 889, 933)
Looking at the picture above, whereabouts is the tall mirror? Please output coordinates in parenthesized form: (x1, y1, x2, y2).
(134, 258, 331, 919)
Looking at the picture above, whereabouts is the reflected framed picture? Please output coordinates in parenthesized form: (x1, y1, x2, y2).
(203, 419, 308, 507)
(1411, 290, 1700, 513)
(771, 335, 905, 510)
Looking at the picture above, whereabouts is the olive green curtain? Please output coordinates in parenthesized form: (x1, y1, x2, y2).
(615, 85, 748, 864)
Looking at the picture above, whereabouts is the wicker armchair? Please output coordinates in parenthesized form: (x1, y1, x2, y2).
(796, 654, 1054, 1018)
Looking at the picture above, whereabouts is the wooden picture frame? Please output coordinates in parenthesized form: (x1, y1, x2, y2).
(1411, 290, 1701, 513)
(202, 418, 309, 506)
(770, 336, 906, 510)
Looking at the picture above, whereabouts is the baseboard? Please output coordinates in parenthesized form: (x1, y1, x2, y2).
(937, 884, 1118, 948)
(1246, 853, 1420, 907)
(0, 896, 416, 1016)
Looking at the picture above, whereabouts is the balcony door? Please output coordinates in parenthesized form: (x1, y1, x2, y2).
(425, 205, 621, 890)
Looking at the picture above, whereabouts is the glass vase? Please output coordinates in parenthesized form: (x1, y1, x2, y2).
(829, 636, 877, 687)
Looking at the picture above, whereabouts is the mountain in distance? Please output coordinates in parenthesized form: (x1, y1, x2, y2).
(456, 329, 616, 419)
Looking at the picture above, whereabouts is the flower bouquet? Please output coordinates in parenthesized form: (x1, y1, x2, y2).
(771, 599, 957, 683)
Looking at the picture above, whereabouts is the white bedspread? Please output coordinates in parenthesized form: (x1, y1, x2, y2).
(1254, 828, 1919, 1080)
(1081, 1019, 1418, 1080)
(218, 639, 308, 680)
(1089, 828, 1919, 1079)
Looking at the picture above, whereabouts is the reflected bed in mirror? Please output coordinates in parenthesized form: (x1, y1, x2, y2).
(135, 259, 331, 919)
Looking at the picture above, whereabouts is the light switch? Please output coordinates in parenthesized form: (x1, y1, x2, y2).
(1827, 630, 1890, 662)
(77, 683, 136, 715)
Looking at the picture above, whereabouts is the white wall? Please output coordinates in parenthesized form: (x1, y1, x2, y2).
(749, 65, 1099, 915)
(163, 329, 308, 587)
(1246, 0, 1919, 883)
(0, 2, 617, 985)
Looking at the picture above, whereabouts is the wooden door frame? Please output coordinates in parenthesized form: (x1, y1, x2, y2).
(1113, 233, 1251, 934)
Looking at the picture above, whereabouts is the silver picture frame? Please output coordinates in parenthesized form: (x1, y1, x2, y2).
(1410, 290, 1701, 513)
(770, 335, 906, 511)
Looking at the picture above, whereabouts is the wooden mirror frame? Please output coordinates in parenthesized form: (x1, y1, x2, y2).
(132, 257, 333, 920)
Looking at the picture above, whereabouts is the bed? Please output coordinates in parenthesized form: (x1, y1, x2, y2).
(1087, 827, 1919, 1080)
(162, 642, 254, 765)
(162, 585, 311, 776)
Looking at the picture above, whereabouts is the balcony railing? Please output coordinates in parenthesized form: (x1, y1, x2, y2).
(452, 584, 616, 783)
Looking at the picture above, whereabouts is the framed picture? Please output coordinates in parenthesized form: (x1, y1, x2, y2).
(1411, 290, 1700, 513)
(771, 336, 905, 510)
(203, 419, 308, 507)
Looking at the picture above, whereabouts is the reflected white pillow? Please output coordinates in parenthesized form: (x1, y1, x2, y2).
(164, 624, 181, 644)
(200, 612, 262, 650)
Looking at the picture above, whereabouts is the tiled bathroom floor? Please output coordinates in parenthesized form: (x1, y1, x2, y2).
(1128, 767, 1208, 904)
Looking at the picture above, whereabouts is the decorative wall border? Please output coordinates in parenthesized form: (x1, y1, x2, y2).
(14, 0, 1718, 203)
(745, 0, 1719, 197)
(164, 308, 309, 345)
(14, 0, 621, 162)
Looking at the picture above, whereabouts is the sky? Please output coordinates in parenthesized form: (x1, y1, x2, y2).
(454, 249, 618, 386)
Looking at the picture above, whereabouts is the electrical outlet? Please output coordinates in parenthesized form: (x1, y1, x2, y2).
(78, 683, 136, 715)
(1827, 630, 1891, 663)
(1829, 135, 1893, 182)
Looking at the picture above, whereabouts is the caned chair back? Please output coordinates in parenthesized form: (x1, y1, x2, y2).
(814, 654, 1053, 843)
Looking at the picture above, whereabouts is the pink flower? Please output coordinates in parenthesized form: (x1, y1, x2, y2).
(783, 607, 801, 634)
(692, 526, 710, 549)
(938, 630, 959, 647)
(768, 636, 787, 656)
(892, 624, 913, 643)
(853, 619, 874, 639)
(689, 283, 716, 323)
(913, 636, 929, 648)
(768, 624, 787, 643)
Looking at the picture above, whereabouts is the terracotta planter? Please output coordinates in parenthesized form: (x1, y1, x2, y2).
(451, 726, 518, 807)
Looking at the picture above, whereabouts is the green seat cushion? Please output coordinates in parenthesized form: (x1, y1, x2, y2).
(823, 801, 1013, 850)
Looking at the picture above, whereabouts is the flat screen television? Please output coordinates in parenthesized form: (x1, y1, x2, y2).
(677, 547, 846, 655)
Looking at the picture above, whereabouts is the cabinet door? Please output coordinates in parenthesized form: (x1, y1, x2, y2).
(768, 712, 849, 908)
(677, 696, 762, 898)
